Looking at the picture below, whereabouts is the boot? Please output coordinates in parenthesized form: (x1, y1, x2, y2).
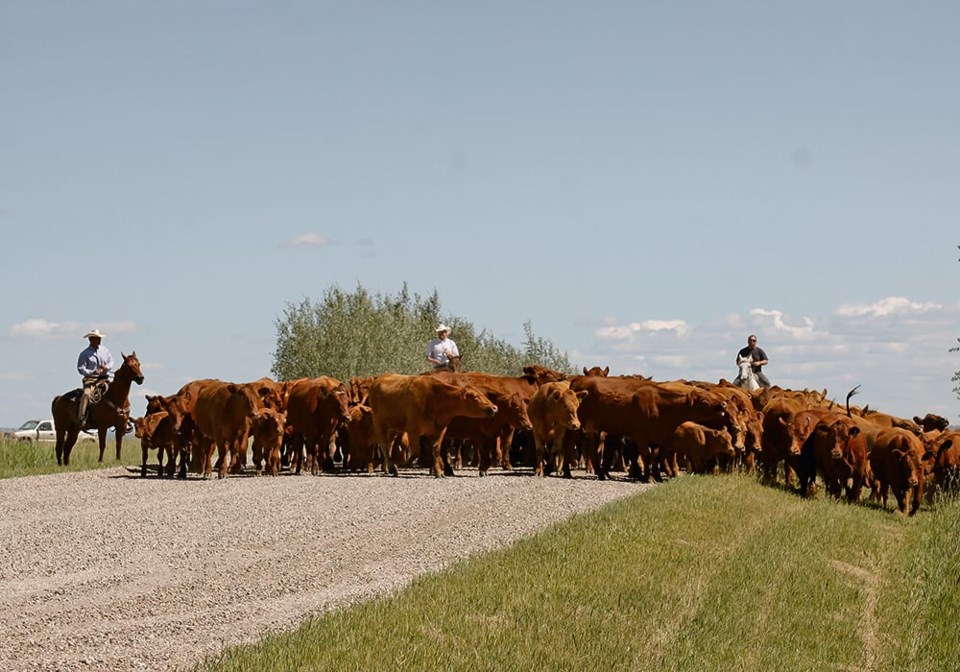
(78, 395, 89, 430)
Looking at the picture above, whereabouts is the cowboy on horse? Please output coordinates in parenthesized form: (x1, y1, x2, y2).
(732, 334, 771, 389)
(77, 328, 114, 429)
(53, 330, 144, 465)
(425, 323, 462, 372)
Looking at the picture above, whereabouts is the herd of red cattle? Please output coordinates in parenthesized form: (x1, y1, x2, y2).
(133, 365, 960, 516)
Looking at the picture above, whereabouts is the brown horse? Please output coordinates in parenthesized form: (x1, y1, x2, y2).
(51, 351, 145, 465)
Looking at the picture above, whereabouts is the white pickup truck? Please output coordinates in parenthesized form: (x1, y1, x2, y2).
(12, 419, 97, 443)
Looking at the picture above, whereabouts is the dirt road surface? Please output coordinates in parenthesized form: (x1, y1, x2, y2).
(0, 467, 647, 671)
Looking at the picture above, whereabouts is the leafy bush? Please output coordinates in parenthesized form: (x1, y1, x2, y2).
(271, 282, 575, 381)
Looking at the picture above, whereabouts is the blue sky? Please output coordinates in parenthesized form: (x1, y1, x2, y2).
(2, 2, 958, 427)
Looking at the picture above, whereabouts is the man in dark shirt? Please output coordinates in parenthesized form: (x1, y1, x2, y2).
(735, 334, 771, 388)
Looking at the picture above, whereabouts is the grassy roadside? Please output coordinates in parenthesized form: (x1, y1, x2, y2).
(197, 474, 960, 672)
(0, 436, 136, 478)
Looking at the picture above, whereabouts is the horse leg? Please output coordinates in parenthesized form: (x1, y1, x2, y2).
(63, 428, 81, 466)
(94, 424, 108, 462)
(55, 429, 65, 466)
(114, 425, 124, 461)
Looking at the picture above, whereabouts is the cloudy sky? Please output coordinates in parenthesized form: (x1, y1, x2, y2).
(2, 1, 958, 427)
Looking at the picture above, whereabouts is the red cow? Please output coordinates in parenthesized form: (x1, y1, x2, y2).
(133, 411, 182, 479)
(568, 376, 734, 482)
(666, 421, 735, 474)
(443, 389, 532, 476)
(527, 382, 586, 478)
(368, 374, 498, 478)
(869, 427, 934, 515)
(340, 404, 379, 473)
(929, 430, 960, 495)
(194, 381, 265, 479)
(808, 415, 873, 502)
(284, 377, 351, 475)
(250, 408, 287, 476)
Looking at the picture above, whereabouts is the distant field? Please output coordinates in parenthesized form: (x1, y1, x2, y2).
(197, 474, 960, 672)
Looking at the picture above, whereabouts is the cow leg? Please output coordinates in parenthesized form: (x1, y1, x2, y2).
(428, 429, 449, 478)
(141, 442, 150, 478)
(217, 441, 231, 479)
(478, 437, 493, 476)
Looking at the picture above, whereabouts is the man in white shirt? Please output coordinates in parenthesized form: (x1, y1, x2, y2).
(77, 328, 114, 426)
(425, 324, 460, 370)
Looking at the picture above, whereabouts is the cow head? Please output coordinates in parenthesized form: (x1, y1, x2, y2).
(549, 385, 585, 431)
(461, 385, 498, 418)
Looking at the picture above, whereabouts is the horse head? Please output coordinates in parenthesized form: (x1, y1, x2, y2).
(737, 355, 759, 392)
(120, 351, 146, 385)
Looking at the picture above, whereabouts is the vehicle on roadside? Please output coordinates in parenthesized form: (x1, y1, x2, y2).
(12, 419, 97, 443)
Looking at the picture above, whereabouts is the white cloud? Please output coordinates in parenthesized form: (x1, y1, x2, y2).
(286, 233, 331, 248)
(0, 371, 34, 381)
(584, 298, 960, 419)
(9, 319, 137, 341)
(595, 319, 690, 340)
(834, 296, 942, 318)
(748, 309, 819, 340)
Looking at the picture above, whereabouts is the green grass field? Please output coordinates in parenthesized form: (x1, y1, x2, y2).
(196, 474, 960, 672)
(0, 435, 138, 478)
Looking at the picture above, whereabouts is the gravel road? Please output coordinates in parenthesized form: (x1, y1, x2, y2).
(0, 466, 648, 671)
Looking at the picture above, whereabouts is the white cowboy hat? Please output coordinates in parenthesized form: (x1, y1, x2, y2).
(83, 329, 106, 339)
(435, 324, 451, 334)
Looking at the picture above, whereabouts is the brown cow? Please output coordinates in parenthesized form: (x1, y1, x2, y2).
(582, 365, 610, 377)
(194, 381, 265, 479)
(808, 415, 873, 502)
(340, 404, 379, 473)
(870, 427, 934, 515)
(568, 376, 734, 482)
(368, 374, 498, 478)
(443, 389, 532, 476)
(250, 408, 287, 476)
(782, 407, 843, 497)
(521, 365, 570, 384)
(349, 376, 377, 406)
(928, 430, 960, 495)
(527, 381, 586, 478)
(914, 413, 950, 433)
(666, 421, 735, 475)
(158, 378, 221, 474)
(758, 395, 808, 486)
(284, 377, 351, 475)
(428, 370, 541, 471)
(133, 411, 182, 479)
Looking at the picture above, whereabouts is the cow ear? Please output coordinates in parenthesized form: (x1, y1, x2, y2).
(576, 390, 588, 400)
(603, 366, 609, 375)
(583, 367, 589, 375)
(922, 450, 935, 462)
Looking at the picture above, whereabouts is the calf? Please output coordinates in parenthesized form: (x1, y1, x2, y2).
(667, 421, 735, 475)
(527, 382, 586, 478)
(250, 408, 287, 476)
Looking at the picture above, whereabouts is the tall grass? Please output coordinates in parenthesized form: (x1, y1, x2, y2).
(0, 436, 137, 479)
(197, 474, 960, 672)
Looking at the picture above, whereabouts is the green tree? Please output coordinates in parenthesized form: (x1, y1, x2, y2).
(271, 282, 575, 382)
